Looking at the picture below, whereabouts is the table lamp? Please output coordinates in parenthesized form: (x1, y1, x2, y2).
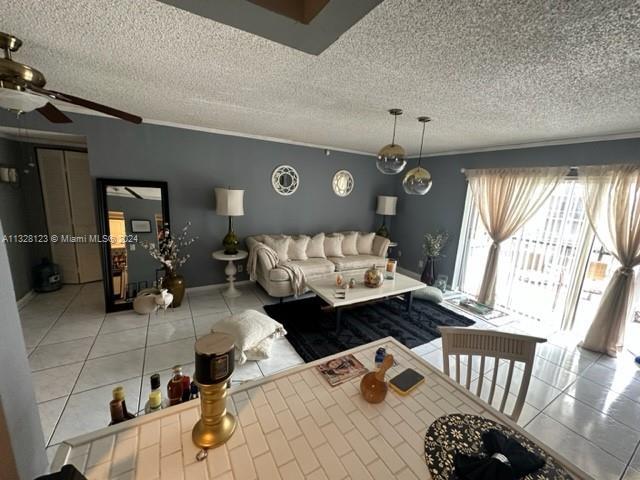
(376, 195, 397, 238)
(215, 188, 244, 255)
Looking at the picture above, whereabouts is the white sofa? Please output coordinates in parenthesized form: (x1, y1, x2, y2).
(246, 232, 390, 298)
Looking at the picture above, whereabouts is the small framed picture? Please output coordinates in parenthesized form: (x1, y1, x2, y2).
(130, 219, 151, 233)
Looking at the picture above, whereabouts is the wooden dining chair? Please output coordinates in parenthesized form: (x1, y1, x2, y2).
(438, 327, 546, 422)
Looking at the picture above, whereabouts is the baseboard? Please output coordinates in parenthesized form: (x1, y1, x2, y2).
(16, 290, 35, 310)
(186, 279, 253, 294)
(398, 267, 420, 280)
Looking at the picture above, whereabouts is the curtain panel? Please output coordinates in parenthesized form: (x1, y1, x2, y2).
(465, 167, 568, 306)
(579, 164, 640, 357)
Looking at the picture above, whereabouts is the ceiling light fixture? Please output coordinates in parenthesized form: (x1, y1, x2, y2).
(402, 116, 433, 195)
(376, 108, 406, 175)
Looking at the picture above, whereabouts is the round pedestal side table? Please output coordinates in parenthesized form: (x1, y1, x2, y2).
(212, 250, 248, 298)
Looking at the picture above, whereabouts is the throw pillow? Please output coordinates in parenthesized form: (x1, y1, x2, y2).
(264, 235, 291, 262)
(307, 233, 326, 258)
(357, 232, 376, 255)
(288, 235, 310, 261)
(324, 233, 345, 257)
(211, 310, 287, 364)
(413, 286, 444, 303)
(342, 232, 359, 255)
(244, 336, 276, 361)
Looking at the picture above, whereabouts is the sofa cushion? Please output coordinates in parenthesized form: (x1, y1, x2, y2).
(307, 233, 326, 258)
(288, 235, 309, 260)
(328, 255, 387, 272)
(269, 258, 335, 281)
(356, 232, 376, 255)
(324, 234, 344, 257)
(264, 235, 290, 262)
(342, 232, 359, 255)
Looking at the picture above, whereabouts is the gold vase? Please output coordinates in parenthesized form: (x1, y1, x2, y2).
(162, 271, 185, 307)
(364, 264, 384, 288)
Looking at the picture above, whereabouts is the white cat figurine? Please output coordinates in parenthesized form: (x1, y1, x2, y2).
(155, 289, 174, 311)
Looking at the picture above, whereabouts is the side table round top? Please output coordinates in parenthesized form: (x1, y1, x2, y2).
(212, 250, 248, 261)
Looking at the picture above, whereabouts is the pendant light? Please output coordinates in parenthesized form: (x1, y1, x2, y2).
(376, 108, 407, 175)
(402, 116, 433, 195)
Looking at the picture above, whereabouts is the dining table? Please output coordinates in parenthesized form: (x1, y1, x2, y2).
(50, 337, 593, 479)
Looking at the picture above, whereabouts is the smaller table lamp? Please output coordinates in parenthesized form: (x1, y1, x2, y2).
(215, 188, 245, 255)
(376, 195, 397, 238)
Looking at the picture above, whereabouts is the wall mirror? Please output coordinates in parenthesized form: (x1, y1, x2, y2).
(272, 165, 299, 195)
(96, 179, 170, 312)
(332, 170, 354, 197)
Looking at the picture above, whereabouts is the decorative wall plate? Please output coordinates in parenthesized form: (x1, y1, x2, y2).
(272, 165, 299, 196)
(332, 169, 354, 197)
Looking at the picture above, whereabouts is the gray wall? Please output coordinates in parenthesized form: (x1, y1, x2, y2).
(0, 110, 396, 288)
(394, 138, 640, 283)
(0, 139, 49, 299)
(107, 195, 164, 286)
(0, 220, 48, 479)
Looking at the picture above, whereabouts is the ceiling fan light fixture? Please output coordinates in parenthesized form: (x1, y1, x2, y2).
(376, 108, 407, 175)
(0, 87, 47, 112)
(402, 116, 433, 195)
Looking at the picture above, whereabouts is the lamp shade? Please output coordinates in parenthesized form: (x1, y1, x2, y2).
(215, 188, 245, 216)
(376, 195, 397, 216)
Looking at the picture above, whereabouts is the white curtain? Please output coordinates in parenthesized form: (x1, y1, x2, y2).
(579, 164, 640, 357)
(466, 167, 568, 306)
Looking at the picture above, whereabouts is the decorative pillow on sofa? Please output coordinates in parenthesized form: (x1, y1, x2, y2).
(357, 232, 376, 255)
(342, 232, 359, 255)
(264, 235, 290, 262)
(324, 233, 344, 257)
(307, 233, 326, 258)
(288, 235, 310, 260)
(211, 310, 287, 364)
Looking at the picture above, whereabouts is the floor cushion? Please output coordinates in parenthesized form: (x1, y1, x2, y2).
(414, 286, 444, 303)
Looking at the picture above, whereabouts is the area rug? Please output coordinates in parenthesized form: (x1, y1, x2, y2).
(263, 297, 475, 362)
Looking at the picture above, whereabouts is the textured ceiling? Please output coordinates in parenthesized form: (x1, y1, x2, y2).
(2, 0, 639, 155)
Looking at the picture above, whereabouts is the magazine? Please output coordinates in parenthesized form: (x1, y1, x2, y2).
(316, 354, 367, 387)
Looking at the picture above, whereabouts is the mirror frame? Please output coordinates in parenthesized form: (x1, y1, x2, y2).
(271, 164, 299, 196)
(96, 178, 170, 313)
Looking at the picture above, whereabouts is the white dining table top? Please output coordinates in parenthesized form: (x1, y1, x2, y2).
(51, 337, 592, 480)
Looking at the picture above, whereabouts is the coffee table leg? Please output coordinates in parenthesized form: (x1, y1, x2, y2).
(335, 308, 342, 333)
(405, 291, 413, 313)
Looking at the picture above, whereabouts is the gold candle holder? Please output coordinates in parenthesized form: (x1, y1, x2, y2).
(192, 333, 236, 450)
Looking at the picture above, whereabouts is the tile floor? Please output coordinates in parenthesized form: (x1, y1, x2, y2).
(17, 281, 640, 479)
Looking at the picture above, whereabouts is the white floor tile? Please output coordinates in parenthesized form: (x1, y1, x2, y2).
(148, 305, 192, 323)
(629, 440, 640, 470)
(525, 413, 626, 480)
(100, 312, 149, 334)
(89, 326, 148, 359)
(31, 362, 84, 403)
(38, 397, 67, 446)
(582, 363, 640, 399)
(623, 467, 640, 480)
(74, 349, 145, 393)
(29, 337, 94, 371)
(146, 318, 195, 346)
(144, 337, 196, 374)
(40, 317, 103, 345)
(542, 393, 640, 461)
(257, 338, 304, 376)
(192, 311, 231, 337)
(51, 377, 141, 444)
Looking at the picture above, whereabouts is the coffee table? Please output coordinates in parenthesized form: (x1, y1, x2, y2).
(306, 270, 426, 332)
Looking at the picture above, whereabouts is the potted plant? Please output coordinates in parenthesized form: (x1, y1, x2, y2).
(421, 231, 448, 286)
(139, 222, 197, 307)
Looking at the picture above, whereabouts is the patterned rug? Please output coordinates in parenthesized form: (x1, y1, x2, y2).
(263, 296, 475, 362)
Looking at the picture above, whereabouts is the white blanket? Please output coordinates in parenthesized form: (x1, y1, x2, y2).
(247, 242, 306, 296)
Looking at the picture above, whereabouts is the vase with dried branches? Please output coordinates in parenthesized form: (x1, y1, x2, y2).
(421, 231, 448, 286)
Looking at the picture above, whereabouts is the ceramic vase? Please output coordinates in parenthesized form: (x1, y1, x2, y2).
(162, 271, 185, 307)
(421, 256, 436, 286)
(364, 264, 384, 288)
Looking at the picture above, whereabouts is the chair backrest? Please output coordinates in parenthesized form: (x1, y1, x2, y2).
(438, 327, 546, 422)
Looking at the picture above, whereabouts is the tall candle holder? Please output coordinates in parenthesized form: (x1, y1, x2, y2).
(192, 333, 236, 452)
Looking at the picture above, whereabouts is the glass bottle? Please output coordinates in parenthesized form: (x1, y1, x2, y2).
(181, 372, 191, 402)
(167, 365, 184, 406)
(109, 399, 126, 426)
(112, 386, 135, 420)
(189, 382, 199, 400)
(145, 373, 163, 413)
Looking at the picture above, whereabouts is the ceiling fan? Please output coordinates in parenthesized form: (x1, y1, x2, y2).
(0, 32, 142, 124)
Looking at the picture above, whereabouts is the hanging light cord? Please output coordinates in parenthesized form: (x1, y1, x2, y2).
(417, 120, 426, 167)
(391, 114, 398, 146)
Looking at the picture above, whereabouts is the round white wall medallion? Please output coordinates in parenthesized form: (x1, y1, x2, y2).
(272, 165, 299, 196)
(332, 170, 354, 197)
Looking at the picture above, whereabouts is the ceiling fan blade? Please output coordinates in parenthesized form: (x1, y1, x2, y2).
(36, 102, 72, 123)
(27, 85, 142, 124)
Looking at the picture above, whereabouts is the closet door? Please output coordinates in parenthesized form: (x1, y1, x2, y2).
(64, 151, 102, 283)
(37, 149, 79, 283)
